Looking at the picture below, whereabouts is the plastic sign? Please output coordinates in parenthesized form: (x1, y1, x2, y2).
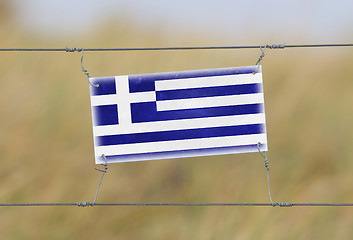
(89, 66, 267, 164)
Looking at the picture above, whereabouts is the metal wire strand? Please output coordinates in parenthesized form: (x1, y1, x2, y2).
(257, 142, 274, 206)
(253, 45, 267, 74)
(1, 202, 353, 207)
(80, 49, 99, 87)
(1, 43, 353, 52)
(255, 45, 267, 66)
(92, 154, 109, 206)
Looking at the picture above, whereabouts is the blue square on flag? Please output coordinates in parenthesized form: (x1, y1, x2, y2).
(90, 66, 268, 164)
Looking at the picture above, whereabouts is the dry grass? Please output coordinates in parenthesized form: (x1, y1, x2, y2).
(1, 16, 353, 240)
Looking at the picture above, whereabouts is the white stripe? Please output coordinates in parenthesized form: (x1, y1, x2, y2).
(130, 91, 156, 103)
(155, 73, 262, 91)
(115, 76, 132, 125)
(91, 91, 156, 106)
(91, 94, 118, 107)
(95, 133, 267, 157)
(93, 113, 266, 136)
(156, 93, 264, 111)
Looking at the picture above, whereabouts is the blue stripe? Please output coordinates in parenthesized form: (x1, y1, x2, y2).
(96, 144, 265, 162)
(90, 77, 116, 96)
(131, 102, 264, 123)
(129, 66, 257, 93)
(156, 83, 261, 101)
(96, 124, 264, 146)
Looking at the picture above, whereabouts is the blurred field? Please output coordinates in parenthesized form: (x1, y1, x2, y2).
(1, 5, 353, 240)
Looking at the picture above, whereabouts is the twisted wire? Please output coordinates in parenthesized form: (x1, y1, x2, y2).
(92, 155, 108, 206)
(257, 142, 273, 205)
(80, 49, 99, 87)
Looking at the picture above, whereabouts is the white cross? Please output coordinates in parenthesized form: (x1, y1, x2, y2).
(115, 76, 133, 125)
(90, 76, 156, 126)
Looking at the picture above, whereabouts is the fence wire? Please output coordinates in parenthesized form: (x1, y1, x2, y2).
(0, 43, 352, 52)
(1, 202, 353, 207)
(1, 42, 353, 207)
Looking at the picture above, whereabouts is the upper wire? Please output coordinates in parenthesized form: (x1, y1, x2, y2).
(1, 43, 353, 52)
(1, 202, 353, 207)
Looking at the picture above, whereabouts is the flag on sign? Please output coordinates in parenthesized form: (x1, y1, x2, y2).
(90, 65, 268, 164)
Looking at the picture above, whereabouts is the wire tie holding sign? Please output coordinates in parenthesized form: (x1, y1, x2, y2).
(80, 49, 99, 87)
(257, 142, 274, 206)
(92, 154, 109, 206)
(257, 143, 294, 208)
(65, 47, 99, 87)
(253, 43, 285, 74)
(253, 46, 267, 74)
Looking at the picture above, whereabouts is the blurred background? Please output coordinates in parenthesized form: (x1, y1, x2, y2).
(1, 0, 353, 239)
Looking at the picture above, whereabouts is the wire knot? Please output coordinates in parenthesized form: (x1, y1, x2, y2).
(267, 43, 286, 49)
(95, 154, 108, 173)
(255, 46, 266, 66)
(264, 159, 270, 169)
(257, 142, 269, 170)
(274, 202, 294, 207)
(65, 47, 82, 52)
(76, 202, 93, 207)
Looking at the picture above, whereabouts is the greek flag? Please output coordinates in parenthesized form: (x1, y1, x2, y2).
(90, 66, 267, 164)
